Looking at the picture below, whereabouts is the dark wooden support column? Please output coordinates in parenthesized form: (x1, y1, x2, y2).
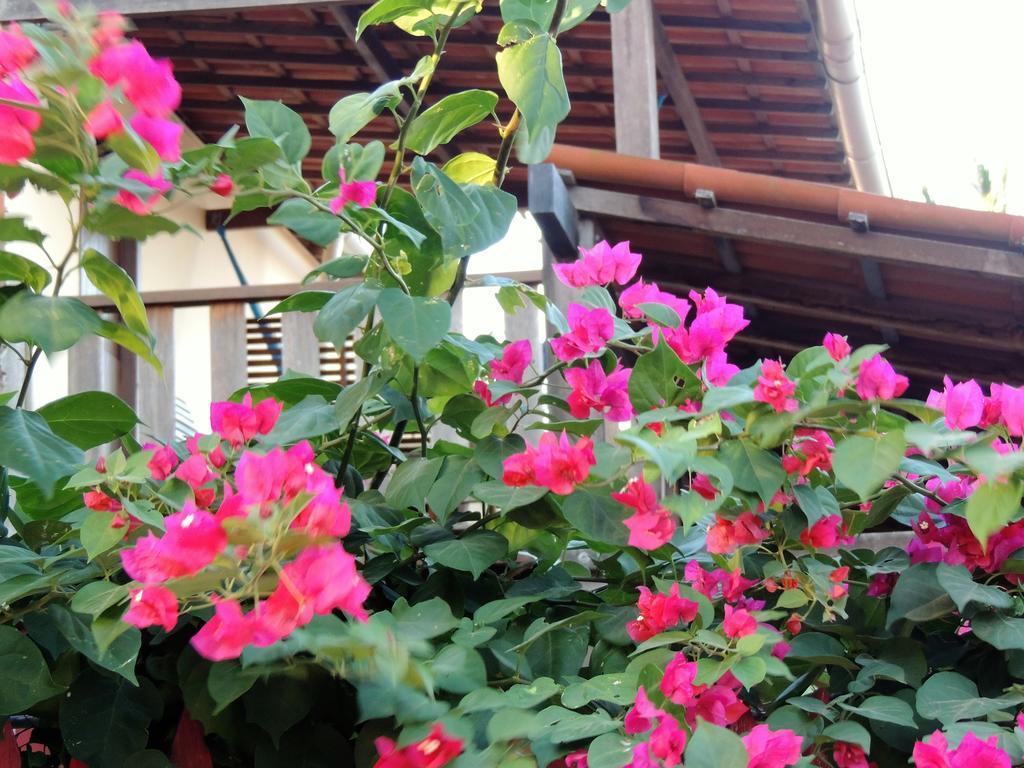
(611, 0, 659, 158)
(528, 163, 579, 262)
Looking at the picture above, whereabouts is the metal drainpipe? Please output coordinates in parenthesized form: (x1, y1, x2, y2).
(815, 0, 892, 196)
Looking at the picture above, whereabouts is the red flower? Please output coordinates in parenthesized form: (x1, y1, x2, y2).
(373, 724, 463, 768)
(123, 586, 179, 632)
(210, 173, 234, 197)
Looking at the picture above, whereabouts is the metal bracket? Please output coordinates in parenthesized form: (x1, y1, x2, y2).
(695, 188, 717, 209)
(848, 212, 870, 233)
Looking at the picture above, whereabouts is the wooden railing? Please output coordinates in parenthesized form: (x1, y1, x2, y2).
(70, 271, 546, 441)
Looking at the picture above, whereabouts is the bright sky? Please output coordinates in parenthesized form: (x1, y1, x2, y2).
(855, 0, 1024, 212)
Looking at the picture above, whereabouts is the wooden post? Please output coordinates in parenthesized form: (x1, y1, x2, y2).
(281, 311, 320, 376)
(210, 302, 248, 400)
(611, 0, 660, 158)
(137, 306, 175, 441)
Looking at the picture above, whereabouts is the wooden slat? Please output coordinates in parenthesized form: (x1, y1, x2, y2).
(137, 306, 175, 441)
(0, 0, 362, 20)
(281, 311, 320, 375)
(611, 0, 659, 157)
(210, 302, 248, 400)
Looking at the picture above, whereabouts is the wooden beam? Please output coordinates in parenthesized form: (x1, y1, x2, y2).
(528, 163, 579, 261)
(568, 186, 1024, 282)
(611, 0, 659, 157)
(652, 14, 718, 165)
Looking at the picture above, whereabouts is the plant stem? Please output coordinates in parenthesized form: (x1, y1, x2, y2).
(16, 349, 42, 408)
(411, 367, 428, 455)
(892, 473, 947, 506)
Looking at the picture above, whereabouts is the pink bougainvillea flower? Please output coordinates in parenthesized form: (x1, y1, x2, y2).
(175, 453, 214, 489)
(649, 717, 687, 767)
(754, 359, 798, 413)
(121, 504, 227, 583)
(190, 598, 256, 662)
(503, 431, 595, 495)
(625, 743, 657, 768)
(618, 279, 690, 325)
(285, 543, 370, 620)
(210, 173, 234, 197)
(661, 288, 748, 365)
(614, 477, 677, 551)
(626, 583, 698, 643)
(685, 560, 757, 603)
(91, 40, 181, 116)
(130, 113, 183, 162)
(93, 11, 127, 49)
(565, 359, 633, 421)
(706, 511, 767, 554)
(867, 572, 897, 597)
(624, 686, 665, 734)
(691, 473, 719, 500)
(0, 23, 37, 76)
(550, 303, 614, 362)
(146, 443, 180, 481)
(114, 169, 173, 214)
(123, 586, 178, 632)
(490, 338, 532, 384)
(85, 99, 123, 139)
(742, 725, 804, 768)
(211, 393, 282, 447)
(553, 239, 642, 287)
(800, 514, 852, 549)
(722, 604, 757, 638)
(83, 489, 121, 512)
(993, 383, 1024, 436)
(782, 428, 833, 477)
(691, 673, 748, 728)
(704, 349, 739, 387)
(823, 332, 852, 361)
(373, 724, 463, 768)
(855, 354, 909, 401)
(330, 168, 377, 213)
(0, 76, 40, 164)
(564, 751, 589, 768)
(660, 653, 699, 706)
(912, 730, 1011, 768)
(833, 742, 871, 768)
(926, 376, 985, 430)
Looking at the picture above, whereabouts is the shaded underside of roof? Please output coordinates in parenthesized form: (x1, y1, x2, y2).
(130, 0, 850, 198)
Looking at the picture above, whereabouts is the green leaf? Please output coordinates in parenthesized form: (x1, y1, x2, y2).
(265, 291, 333, 316)
(629, 342, 696, 413)
(38, 391, 139, 449)
(561, 673, 638, 708)
(268, 199, 342, 246)
(334, 370, 387, 428)
(431, 644, 487, 694)
(561, 487, 630, 545)
(322, 140, 385, 184)
(80, 511, 128, 560)
(261, 395, 338, 444)
(936, 563, 1014, 612)
(313, 282, 380, 350)
(499, 0, 599, 33)
(410, 157, 518, 259)
(59, 669, 160, 768)
(497, 34, 570, 150)
(838, 695, 917, 729)
(887, 563, 955, 627)
(685, 720, 749, 768)
(719, 439, 786, 506)
(207, 661, 259, 715)
(821, 721, 871, 752)
(391, 596, 459, 640)
(0, 407, 82, 497)
(81, 248, 150, 340)
(71, 581, 129, 617)
(792, 484, 840, 527)
(386, 457, 444, 512)
(587, 733, 635, 768)
(443, 152, 497, 185)
(0, 290, 102, 354)
(787, 632, 856, 669)
(524, 624, 588, 682)
(473, 479, 547, 511)
(972, 613, 1024, 650)
(833, 431, 906, 500)
(378, 288, 451, 362)
(0, 250, 50, 292)
(48, 604, 140, 683)
(406, 90, 498, 155)
(356, 0, 429, 37)
(425, 456, 485, 522)
(423, 530, 509, 579)
(329, 82, 404, 143)
(916, 671, 1021, 725)
(86, 204, 179, 240)
(0, 624, 62, 715)
(966, 478, 1023, 548)
(241, 97, 311, 165)
(96, 320, 161, 370)
(303, 256, 368, 284)
(223, 136, 284, 172)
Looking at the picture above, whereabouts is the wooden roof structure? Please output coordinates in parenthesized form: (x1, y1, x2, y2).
(101, 0, 851, 197)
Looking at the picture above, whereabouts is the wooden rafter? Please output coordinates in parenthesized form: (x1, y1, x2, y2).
(0, 0, 364, 20)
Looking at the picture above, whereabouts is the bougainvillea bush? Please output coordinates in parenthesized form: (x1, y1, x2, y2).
(3, 4, 1024, 768)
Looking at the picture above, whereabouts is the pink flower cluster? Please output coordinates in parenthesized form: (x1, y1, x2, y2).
(799, 514, 853, 549)
(475, 339, 532, 407)
(502, 431, 596, 495)
(742, 725, 804, 768)
(754, 360, 798, 413)
(910, 509, 1024, 575)
(551, 304, 614, 362)
(625, 583, 698, 643)
(685, 561, 758, 604)
(554, 240, 642, 288)
(855, 354, 908, 401)
(623, 688, 687, 767)
(912, 730, 1010, 768)
(782, 429, 833, 477)
(660, 288, 747, 381)
(120, 399, 370, 661)
(614, 477, 677, 551)
(330, 167, 377, 213)
(661, 654, 747, 729)
(373, 724, 463, 768)
(619, 279, 690, 325)
(565, 359, 633, 422)
(927, 378, 1024, 436)
(706, 511, 768, 555)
